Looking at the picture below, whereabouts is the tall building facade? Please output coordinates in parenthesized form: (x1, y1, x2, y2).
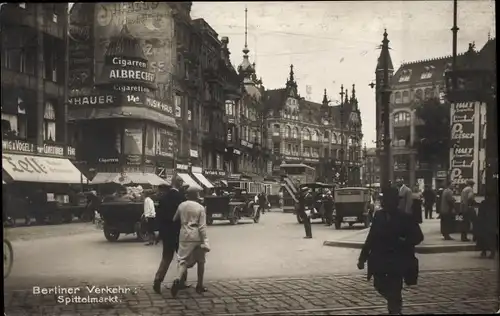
(379, 37, 494, 188)
(1, 3, 76, 164)
(68, 3, 180, 181)
(264, 65, 363, 184)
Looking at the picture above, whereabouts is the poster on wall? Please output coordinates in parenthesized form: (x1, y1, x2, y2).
(68, 3, 94, 94)
(156, 128, 176, 158)
(94, 3, 174, 87)
(145, 125, 156, 156)
(123, 128, 143, 155)
(449, 102, 479, 195)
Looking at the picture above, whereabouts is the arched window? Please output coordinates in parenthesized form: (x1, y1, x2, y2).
(394, 92, 402, 104)
(323, 130, 330, 142)
(302, 128, 311, 141)
(312, 130, 319, 141)
(285, 125, 291, 138)
(415, 89, 423, 100)
(292, 127, 299, 139)
(331, 133, 337, 144)
(393, 111, 411, 127)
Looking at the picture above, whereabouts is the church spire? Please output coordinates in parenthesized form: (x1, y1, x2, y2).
(237, 6, 255, 78)
(286, 64, 297, 90)
(344, 90, 349, 105)
(322, 89, 329, 106)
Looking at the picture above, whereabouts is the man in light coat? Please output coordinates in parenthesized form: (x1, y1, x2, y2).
(143, 190, 156, 246)
(170, 186, 210, 298)
(440, 181, 456, 240)
(397, 179, 413, 215)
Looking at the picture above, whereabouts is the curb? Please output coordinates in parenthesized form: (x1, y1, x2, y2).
(323, 240, 477, 254)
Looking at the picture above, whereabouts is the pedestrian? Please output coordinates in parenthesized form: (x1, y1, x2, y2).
(357, 186, 424, 315)
(440, 181, 456, 240)
(143, 190, 156, 246)
(411, 185, 423, 224)
(298, 187, 313, 238)
(422, 185, 436, 219)
(323, 189, 334, 226)
(475, 196, 496, 259)
(459, 180, 476, 242)
(170, 186, 210, 297)
(153, 178, 187, 294)
(396, 179, 413, 215)
(258, 191, 268, 214)
(436, 186, 444, 219)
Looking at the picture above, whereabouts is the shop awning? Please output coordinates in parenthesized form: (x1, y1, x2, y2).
(91, 172, 168, 186)
(192, 172, 214, 189)
(2, 153, 87, 184)
(177, 173, 202, 190)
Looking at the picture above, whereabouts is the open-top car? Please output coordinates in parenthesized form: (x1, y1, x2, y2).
(205, 189, 261, 225)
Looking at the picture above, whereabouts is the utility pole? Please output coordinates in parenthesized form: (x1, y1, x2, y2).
(381, 30, 393, 190)
(451, 0, 459, 91)
(339, 85, 345, 187)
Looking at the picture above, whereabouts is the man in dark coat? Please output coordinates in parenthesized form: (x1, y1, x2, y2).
(153, 177, 187, 294)
(475, 196, 496, 259)
(358, 186, 424, 315)
(422, 185, 436, 220)
(298, 187, 313, 238)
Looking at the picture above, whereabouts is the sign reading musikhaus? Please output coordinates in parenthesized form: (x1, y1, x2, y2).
(449, 101, 483, 195)
(94, 2, 174, 89)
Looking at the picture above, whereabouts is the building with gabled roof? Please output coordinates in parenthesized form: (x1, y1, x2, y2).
(382, 35, 495, 187)
(264, 65, 363, 184)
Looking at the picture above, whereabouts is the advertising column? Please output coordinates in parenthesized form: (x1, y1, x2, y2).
(449, 102, 480, 196)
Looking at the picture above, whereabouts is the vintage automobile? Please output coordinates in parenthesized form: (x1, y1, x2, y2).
(294, 183, 335, 224)
(99, 198, 158, 242)
(205, 189, 261, 225)
(333, 187, 372, 229)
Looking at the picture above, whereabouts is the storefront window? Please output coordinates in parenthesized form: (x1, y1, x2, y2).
(145, 125, 156, 156)
(156, 128, 175, 157)
(123, 123, 143, 155)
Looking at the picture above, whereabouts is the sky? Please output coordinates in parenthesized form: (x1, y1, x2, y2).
(191, 0, 496, 146)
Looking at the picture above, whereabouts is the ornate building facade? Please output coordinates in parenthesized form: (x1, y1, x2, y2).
(264, 65, 363, 184)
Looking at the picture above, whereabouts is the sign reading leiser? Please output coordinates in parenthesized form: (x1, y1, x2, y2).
(2, 154, 87, 184)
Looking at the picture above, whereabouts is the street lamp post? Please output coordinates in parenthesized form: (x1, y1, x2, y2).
(363, 143, 368, 187)
(339, 85, 345, 187)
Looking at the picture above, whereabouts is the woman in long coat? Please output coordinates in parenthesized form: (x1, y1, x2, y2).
(411, 185, 423, 224)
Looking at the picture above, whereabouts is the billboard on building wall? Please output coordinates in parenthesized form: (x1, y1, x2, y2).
(449, 101, 483, 195)
(68, 3, 95, 95)
(93, 2, 174, 92)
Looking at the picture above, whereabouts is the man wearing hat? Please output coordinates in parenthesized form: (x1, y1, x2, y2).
(153, 177, 186, 294)
(170, 185, 210, 297)
(459, 179, 476, 242)
(298, 186, 313, 238)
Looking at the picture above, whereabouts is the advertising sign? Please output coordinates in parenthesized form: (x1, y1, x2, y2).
(94, 3, 174, 89)
(98, 55, 156, 88)
(156, 128, 176, 158)
(68, 3, 95, 93)
(449, 102, 481, 194)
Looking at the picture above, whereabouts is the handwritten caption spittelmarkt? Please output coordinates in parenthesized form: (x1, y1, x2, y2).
(33, 286, 135, 305)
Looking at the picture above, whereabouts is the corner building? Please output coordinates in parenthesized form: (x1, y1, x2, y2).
(68, 3, 180, 182)
(264, 65, 363, 184)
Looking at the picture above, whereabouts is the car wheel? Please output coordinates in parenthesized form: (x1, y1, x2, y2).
(104, 227, 120, 242)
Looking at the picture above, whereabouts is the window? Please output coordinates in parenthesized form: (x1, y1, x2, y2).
(415, 89, 423, 100)
(43, 101, 56, 142)
(302, 128, 311, 141)
(293, 145, 299, 155)
(286, 144, 292, 155)
(303, 146, 310, 157)
(285, 125, 291, 138)
(312, 130, 319, 141)
(402, 91, 410, 103)
(312, 148, 319, 158)
(19, 3, 26, 8)
(251, 129, 258, 142)
(331, 133, 337, 144)
(394, 92, 402, 104)
(273, 142, 280, 155)
(393, 111, 411, 126)
(273, 124, 280, 136)
(323, 131, 330, 142)
(424, 88, 432, 99)
(398, 69, 412, 82)
(292, 127, 299, 138)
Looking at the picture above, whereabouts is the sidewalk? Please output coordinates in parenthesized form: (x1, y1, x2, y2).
(323, 218, 477, 253)
(4, 269, 497, 315)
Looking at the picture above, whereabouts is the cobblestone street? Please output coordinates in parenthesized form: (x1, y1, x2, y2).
(4, 269, 498, 315)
